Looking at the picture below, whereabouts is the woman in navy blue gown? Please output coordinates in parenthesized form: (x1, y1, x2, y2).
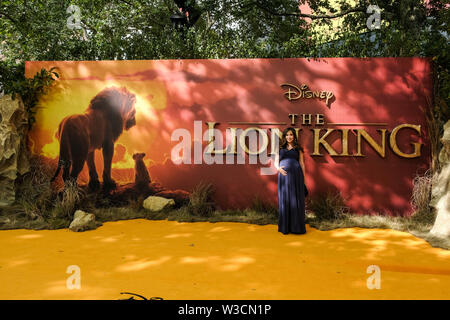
(276, 127, 307, 235)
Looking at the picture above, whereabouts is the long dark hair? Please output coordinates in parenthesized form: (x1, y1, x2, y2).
(280, 127, 304, 152)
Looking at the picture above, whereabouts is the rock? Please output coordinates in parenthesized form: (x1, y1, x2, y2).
(0, 95, 30, 206)
(143, 196, 175, 212)
(69, 210, 102, 232)
(429, 120, 450, 238)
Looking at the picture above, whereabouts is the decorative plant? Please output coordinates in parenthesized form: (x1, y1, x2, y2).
(307, 191, 350, 221)
(188, 181, 216, 217)
(0, 62, 59, 130)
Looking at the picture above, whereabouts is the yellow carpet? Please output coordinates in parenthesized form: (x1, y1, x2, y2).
(0, 219, 448, 300)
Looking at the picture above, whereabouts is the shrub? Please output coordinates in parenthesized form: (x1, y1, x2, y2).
(15, 154, 55, 219)
(410, 169, 436, 224)
(307, 191, 349, 221)
(187, 181, 215, 217)
(50, 180, 86, 219)
(250, 194, 278, 218)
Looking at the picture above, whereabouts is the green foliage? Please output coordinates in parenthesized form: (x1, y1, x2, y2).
(0, 62, 59, 129)
(0, 1, 447, 108)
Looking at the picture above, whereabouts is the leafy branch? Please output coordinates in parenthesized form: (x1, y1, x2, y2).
(245, 1, 366, 19)
(0, 62, 59, 130)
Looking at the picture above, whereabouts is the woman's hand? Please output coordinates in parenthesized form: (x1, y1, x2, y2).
(278, 166, 287, 176)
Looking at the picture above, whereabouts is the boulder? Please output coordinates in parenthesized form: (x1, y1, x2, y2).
(143, 196, 175, 212)
(429, 120, 450, 238)
(69, 210, 102, 232)
(0, 95, 30, 206)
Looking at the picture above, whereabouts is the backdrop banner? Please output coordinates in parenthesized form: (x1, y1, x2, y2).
(25, 57, 432, 216)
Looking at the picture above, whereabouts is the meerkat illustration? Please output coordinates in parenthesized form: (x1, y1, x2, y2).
(132, 152, 151, 186)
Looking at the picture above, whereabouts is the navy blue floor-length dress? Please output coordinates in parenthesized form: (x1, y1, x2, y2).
(278, 147, 306, 234)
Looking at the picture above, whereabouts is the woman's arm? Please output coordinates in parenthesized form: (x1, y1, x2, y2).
(275, 150, 287, 175)
(299, 150, 306, 178)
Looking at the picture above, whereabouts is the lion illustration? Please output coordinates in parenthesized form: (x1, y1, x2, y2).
(132, 152, 151, 186)
(51, 86, 137, 190)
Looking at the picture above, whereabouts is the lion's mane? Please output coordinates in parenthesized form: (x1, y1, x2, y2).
(87, 86, 137, 141)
